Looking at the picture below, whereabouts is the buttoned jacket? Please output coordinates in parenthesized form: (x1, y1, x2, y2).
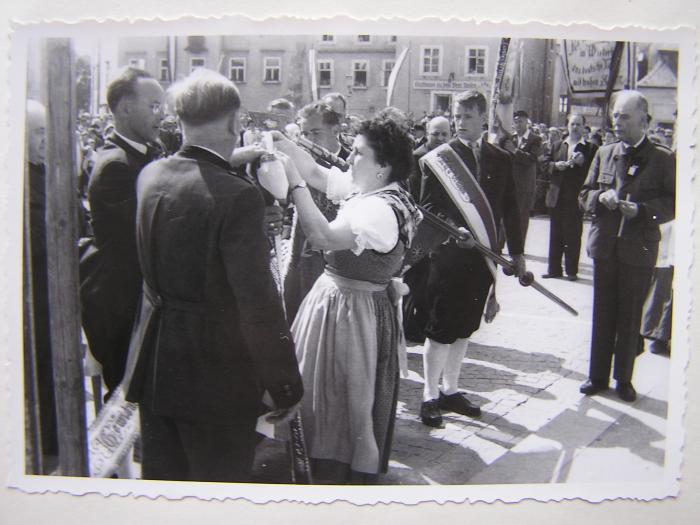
(420, 138, 524, 256)
(579, 138, 675, 267)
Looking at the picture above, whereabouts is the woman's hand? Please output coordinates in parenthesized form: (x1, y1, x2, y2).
(271, 132, 319, 175)
(275, 151, 304, 186)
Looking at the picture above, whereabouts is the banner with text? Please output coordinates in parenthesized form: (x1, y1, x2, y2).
(563, 40, 626, 95)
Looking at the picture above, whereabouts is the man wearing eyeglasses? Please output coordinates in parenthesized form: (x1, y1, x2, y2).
(79, 67, 164, 399)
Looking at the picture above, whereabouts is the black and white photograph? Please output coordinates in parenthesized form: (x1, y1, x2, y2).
(2, 6, 698, 518)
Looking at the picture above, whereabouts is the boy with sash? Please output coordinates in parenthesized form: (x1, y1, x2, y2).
(417, 90, 526, 427)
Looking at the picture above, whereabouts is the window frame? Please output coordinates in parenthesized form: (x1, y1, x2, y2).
(351, 59, 370, 89)
(128, 57, 146, 69)
(357, 34, 371, 44)
(465, 45, 489, 76)
(159, 58, 169, 82)
(229, 57, 247, 83)
(263, 56, 282, 84)
(317, 59, 334, 88)
(189, 57, 206, 72)
(381, 59, 395, 88)
(420, 45, 443, 77)
(559, 95, 570, 114)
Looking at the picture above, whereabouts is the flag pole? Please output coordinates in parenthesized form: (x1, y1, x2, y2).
(386, 46, 409, 107)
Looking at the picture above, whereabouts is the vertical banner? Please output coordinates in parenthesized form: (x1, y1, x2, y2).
(386, 46, 409, 107)
(491, 38, 521, 143)
(308, 48, 318, 101)
(488, 38, 511, 138)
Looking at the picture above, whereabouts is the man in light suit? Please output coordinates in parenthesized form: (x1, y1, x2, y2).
(501, 110, 543, 247)
(125, 69, 303, 481)
(79, 67, 164, 398)
(579, 90, 675, 402)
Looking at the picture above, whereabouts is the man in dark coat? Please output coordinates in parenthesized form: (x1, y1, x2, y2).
(501, 110, 543, 247)
(408, 116, 451, 201)
(24, 99, 58, 457)
(543, 113, 598, 281)
(418, 90, 525, 427)
(125, 69, 303, 482)
(403, 115, 451, 343)
(79, 67, 164, 398)
(579, 90, 675, 402)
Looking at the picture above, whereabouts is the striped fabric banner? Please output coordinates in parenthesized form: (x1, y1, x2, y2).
(419, 144, 498, 280)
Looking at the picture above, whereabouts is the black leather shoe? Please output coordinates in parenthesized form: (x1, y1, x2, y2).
(579, 379, 609, 395)
(420, 399, 443, 427)
(616, 382, 637, 402)
(438, 391, 481, 418)
(541, 273, 563, 279)
(566, 274, 578, 281)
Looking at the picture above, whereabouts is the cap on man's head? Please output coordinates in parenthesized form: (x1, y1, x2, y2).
(513, 110, 529, 119)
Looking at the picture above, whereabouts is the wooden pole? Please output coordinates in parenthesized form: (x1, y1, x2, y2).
(602, 41, 626, 128)
(43, 38, 89, 477)
(22, 163, 43, 475)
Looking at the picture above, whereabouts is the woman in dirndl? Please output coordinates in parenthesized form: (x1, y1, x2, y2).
(276, 117, 421, 484)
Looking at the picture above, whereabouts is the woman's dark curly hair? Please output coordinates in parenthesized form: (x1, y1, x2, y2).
(358, 117, 414, 183)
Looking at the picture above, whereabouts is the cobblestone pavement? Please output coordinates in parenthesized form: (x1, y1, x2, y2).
(252, 216, 671, 485)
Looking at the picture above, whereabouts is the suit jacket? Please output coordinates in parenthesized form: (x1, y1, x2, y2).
(409, 143, 431, 201)
(420, 138, 524, 256)
(79, 133, 153, 317)
(579, 138, 675, 267)
(125, 146, 302, 421)
(504, 131, 543, 188)
(546, 139, 598, 209)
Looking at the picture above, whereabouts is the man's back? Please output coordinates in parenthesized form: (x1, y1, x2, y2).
(130, 146, 302, 421)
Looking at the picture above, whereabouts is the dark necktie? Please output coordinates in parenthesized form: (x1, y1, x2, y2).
(468, 141, 481, 180)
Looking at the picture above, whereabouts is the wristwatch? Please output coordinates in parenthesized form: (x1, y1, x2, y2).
(290, 180, 308, 193)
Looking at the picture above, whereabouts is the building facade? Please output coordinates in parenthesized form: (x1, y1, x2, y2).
(116, 34, 508, 119)
(114, 35, 676, 130)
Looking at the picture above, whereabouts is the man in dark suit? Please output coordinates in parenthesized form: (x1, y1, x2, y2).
(79, 67, 164, 398)
(418, 90, 525, 427)
(579, 90, 675, 402)
(543, 114, 598, 281)
(501, 110, 543, 247)
(24, 100, 58, 457)
(125, 69, 303, 482)
(413, 123, 427, 149)
(408, 116, 451, 201)
(403, 115, 451, 343)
